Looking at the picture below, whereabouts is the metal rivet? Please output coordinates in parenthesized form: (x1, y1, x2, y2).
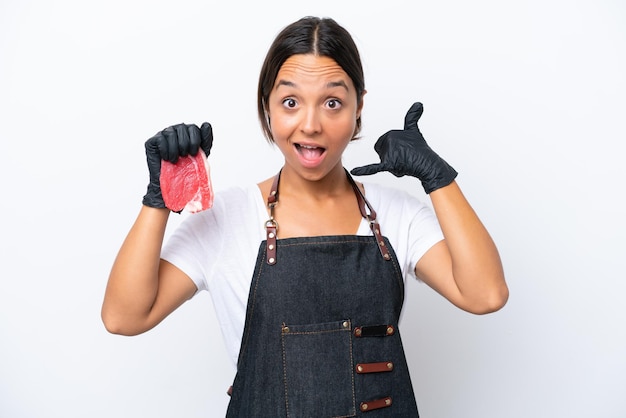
(379, 240, 386, 247)
(354, 328, 362, 337)
(387, 362, 393, 370)
(271, 191, 276, 196)
(357, 365, 363, 373)
(384, 254, 390, 260)
(269, 257, 275, 264)
(386, 326, 394, 335)
(283, 326, 289, 333)
(361, 403, 368, 411)
(385, 398, 391, 405)
(268, 244, 274, 250)
(342, 321, 349, 329)
(268, 232, 275, 239)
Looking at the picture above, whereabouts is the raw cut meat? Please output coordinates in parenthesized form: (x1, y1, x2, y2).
(160, 150, 213, 213)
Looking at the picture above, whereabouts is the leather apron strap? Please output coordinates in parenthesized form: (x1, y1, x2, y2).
(264, 169, 391, 265)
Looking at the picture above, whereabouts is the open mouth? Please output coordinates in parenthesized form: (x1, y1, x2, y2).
(295, 143, 326, 161)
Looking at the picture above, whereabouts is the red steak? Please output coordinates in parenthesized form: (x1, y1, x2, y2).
(160, 150, 213, 213)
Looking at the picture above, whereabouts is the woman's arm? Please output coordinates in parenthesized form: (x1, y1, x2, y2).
(102, 122, 213, 335)
(415, 181, 508, 314)
(351, 102, 508, 314)
(101, 206, 197, 335)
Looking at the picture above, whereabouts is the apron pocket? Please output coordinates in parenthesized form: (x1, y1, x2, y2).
(281, 319, 356, 418)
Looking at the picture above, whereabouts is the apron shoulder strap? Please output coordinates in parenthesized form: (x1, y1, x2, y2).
(264, 169, 391, 264)
(345, 170, 391, 261)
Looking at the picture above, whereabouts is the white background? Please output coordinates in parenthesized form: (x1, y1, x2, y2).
(1, 0, 625, 417)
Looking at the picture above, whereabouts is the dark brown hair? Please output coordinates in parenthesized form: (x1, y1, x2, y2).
(257, 16, 366, 143)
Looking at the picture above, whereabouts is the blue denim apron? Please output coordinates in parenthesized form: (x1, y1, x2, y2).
(226, 171, 419, 417)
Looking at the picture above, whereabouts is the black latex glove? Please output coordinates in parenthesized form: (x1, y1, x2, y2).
(142, 122, 213, 209)
(351, 102, 457, 194)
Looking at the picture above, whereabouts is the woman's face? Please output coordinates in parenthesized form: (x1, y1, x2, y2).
(267, 54, 363, 182)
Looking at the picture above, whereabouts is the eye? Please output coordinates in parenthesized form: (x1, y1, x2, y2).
(282, 98, 297, 108)
(326, 99, 342, 109)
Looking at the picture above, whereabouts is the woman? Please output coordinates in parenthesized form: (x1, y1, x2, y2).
(102, 16, 508, 417)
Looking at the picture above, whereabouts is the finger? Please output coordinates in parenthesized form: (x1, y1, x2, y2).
(350, 163, 384, 176)
(404, 102, 424, 130)
(162, 127, 179, 163)
(174, 124, 191, 157)
(145, 133, 164, 168)
(187, 124, 202, 156)
(200, 122, 213, 156)
(373, 131, 392, 154)
(146, 132, 161, 153)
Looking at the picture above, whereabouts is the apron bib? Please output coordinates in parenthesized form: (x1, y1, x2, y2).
(226, 171, 419, 417)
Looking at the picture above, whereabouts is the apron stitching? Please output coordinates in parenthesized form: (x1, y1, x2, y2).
(348, 323, 356, 417)
(281, 332, 291, 418)
(388, 243, 405, 298)
(282, 329, 350, 336)
(236, 251, 266, 369)
(277, 239, 380, 248)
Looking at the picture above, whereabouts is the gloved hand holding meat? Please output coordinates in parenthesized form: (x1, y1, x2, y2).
(351, 102, 458, 194)
(142, 122, 214, 213)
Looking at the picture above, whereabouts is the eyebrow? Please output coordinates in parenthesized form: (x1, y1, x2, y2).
(326, 80, 349, 90)
(275, 80, 349, 91)
(275, 80, 295, 89)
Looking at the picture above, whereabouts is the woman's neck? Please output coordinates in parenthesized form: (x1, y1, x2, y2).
(258, 163, 363, 238)
(277, 164, 351, 201)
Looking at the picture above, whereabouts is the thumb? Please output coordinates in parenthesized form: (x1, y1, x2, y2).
(404, 102, 424, 130)
(200, 122, 213, 156)
(350, 163, 384, 176)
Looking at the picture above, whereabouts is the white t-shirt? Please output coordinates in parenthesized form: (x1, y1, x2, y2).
(161, 181, 443, 367)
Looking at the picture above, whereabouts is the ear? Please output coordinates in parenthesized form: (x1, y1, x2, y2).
(356, 89, 367, 119)
(262, 98, 270, 125)
(265, 111, 271, 127)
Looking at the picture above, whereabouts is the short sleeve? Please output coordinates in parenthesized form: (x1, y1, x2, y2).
(361, 182, 444, 282)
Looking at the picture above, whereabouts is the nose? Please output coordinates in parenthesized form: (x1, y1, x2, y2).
(300, 106, 322, 135)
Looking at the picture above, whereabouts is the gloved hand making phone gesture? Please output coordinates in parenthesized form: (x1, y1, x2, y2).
(351, 102, 457, 194)
(142, 122, 213, 209)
